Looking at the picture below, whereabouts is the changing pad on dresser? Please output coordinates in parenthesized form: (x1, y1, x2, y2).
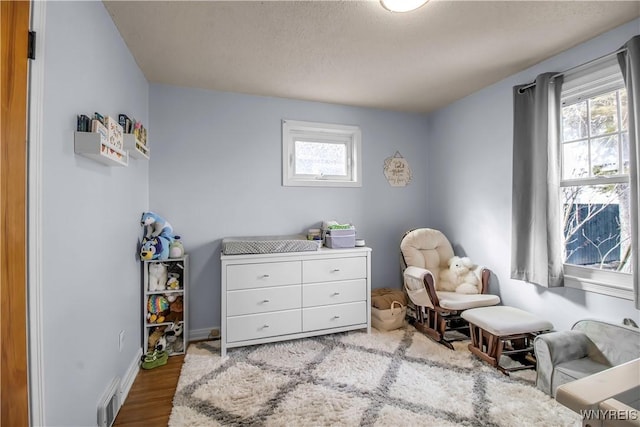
(221, 235, 319, 255)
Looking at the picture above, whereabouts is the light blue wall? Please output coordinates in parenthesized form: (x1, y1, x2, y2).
(42, 2, 149, 425)
(426, 19, 640, 332)
(149, 85, 430, 333)
(36, 5, 640, 422)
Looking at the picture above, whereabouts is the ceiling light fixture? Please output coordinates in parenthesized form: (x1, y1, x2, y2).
(380, 0, 429, 13)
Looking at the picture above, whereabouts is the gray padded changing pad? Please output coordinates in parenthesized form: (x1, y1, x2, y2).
(222, 235, 319, 255)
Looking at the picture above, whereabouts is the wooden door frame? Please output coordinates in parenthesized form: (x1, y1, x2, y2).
(1, 1, 31, 426)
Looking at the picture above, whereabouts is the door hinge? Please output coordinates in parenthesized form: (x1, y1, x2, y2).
(28, 31, 36, 60)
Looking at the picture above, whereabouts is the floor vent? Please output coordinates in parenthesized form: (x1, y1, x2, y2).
(97, 377, 120, 427)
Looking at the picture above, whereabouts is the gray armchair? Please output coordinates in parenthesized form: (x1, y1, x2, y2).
(534, 319, 640, 397)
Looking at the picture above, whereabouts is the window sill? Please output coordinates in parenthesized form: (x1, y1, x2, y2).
(564, 264, 633, 300)
(283, 178, 361, 188)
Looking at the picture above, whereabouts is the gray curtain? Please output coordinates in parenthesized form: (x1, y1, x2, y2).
(618, 35, 640, 309)
(511, 73, 564, 288)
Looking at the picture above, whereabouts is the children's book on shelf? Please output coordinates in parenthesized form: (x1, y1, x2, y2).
(105, 116, 123, 149)
(118, 113, 133, 134)
(91, 119, 108, 146)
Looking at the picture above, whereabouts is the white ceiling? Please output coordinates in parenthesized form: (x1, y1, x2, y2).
(103, 0, 640, 113)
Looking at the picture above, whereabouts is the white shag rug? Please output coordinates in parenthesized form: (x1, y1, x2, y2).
(169, 326, 580, 426)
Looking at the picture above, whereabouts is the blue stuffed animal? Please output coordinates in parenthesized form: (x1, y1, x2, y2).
(141, 212, 174, 240)
(140, 235, 171, 260)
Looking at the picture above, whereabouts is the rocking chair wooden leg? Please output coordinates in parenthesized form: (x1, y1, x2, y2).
(413, 306, 448, 344)
(412, 306, 474, 350)
(439, 338, 455, 350)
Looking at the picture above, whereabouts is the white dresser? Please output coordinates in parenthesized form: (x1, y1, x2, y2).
(220, 247, 371, 356)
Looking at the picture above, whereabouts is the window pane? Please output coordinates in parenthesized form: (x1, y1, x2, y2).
(562, 183, 633, 273)
(589, 91, 618, 136)
(622, 132, 629, 174)
(620, 90, 628, 131)
(562, 102, 587, 141)
(294, 140, 347, 176)
(590, 135, 618, 176)
(562, 140, 589, 179)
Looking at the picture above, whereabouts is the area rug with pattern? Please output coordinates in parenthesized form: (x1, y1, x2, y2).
(168, 326, 580, 426)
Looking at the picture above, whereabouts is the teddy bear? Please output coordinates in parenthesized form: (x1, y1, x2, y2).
(164, 296, 184, 323)
(148, 262, 168, 291)
(438, 256, 480, 294)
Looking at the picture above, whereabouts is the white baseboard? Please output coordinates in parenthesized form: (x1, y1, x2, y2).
(189, 326, 221, 342)
(119, 348, 142, 409)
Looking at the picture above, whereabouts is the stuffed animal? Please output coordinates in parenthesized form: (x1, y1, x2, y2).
(438, 256, 480, 294)
(141, 211, 175, 240)
(164, 322, 184, 353)
(169, 236, 185, 259)
(166, 273, 180, 290)
(148, 263, 168, 291)
(148, 326, 166, 350)
(147, 295, 170, 323)
(140, 235, 171, 260)
(155, 336, 167, 352)
(164, 296, 184, 323)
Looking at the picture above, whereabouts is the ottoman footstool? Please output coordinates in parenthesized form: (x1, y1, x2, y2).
(461, 306, 553, 375)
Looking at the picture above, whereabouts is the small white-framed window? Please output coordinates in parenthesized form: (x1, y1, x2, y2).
(560, 58, 634, 299)
(282, 120, 362, 187)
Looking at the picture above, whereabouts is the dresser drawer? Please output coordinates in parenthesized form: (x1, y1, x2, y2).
(227, 261, 301, 290)
(302, 279, 366, 308)
(227, 285, 301, 316)
(302, 257, 367, 283)
(227, 309, 302, 343)
(302, 301, 367, 332)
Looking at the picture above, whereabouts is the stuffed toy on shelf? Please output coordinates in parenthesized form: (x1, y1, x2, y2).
(140, 235, 171, 260)
(164, 322, 184, 353)
(140, 211, 174, 240)
(147, 295, 170, 324)
(164, 296, 183, 323)
(148, 262, 168, 291)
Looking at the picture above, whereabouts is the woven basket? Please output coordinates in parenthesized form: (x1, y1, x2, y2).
(371, 301, 406, 331)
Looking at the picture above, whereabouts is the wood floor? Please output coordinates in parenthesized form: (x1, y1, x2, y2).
(113, 353, 185, 427)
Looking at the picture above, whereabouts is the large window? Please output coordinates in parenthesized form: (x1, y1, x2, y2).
(560, 60, 633, 298)
(282, 120, 361, 187)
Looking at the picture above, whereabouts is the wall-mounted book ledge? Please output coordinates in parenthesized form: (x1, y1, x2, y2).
(75, 113, 150, 166)
(124, 134, 150, 160)
(74, 131, 128, 167)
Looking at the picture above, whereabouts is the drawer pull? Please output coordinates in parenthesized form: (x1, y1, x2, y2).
(332, 315, 341, 319)
(331, 268, 341, 272)
(261, 324, 270, 329)
(261, 299, 270, 303)
(331, 292, 341, 296)
(261, 274, 270, 278)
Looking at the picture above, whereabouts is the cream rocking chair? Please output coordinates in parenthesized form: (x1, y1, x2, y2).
(401, 228, 501, 348)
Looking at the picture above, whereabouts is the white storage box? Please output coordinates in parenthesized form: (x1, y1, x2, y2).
(325, 227, 356, 248)
(325, 234, 355, 248)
